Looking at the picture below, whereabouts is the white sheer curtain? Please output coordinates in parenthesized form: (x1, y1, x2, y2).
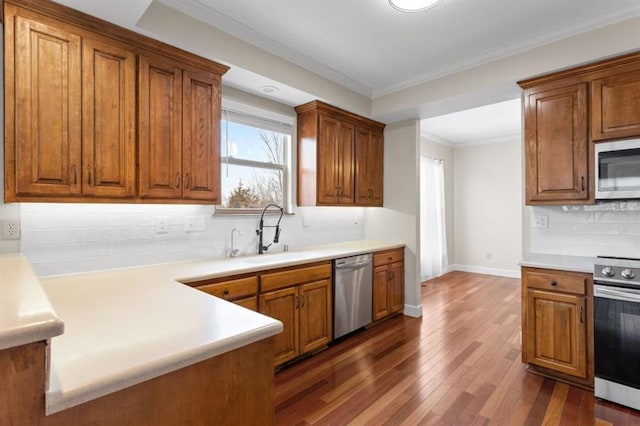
(420, 156, 448, 281)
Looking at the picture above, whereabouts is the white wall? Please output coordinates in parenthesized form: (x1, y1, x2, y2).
(20, 203, 365, 277)
(420, 137, 455, 267)
(453, 137, 522, 277)
(529, 203, 640, 258)
(365, 120, 421, 317)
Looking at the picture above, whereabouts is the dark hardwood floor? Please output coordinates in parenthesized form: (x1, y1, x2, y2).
(274, 271, 640, 425)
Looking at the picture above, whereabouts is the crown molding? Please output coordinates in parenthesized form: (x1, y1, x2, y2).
(453, 133, 521, 148)
(372, 3, 640, 98)
(159, 0, 640, 102)
(420, 130, 454, 147)
(159, 0, 373, 97)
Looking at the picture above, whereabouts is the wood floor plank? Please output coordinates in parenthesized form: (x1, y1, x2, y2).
(274, 271, 638, 425)
(540, 382, 570, 425)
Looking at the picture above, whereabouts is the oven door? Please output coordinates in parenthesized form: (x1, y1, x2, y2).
(594, 284, 640, 390)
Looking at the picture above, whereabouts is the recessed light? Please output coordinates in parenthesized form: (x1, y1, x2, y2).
(389, 0, 442, 12)
(259, 85, 280, 94)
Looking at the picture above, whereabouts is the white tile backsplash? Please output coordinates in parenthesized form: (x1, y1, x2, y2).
(530, 202, 640, 258)
(19, 203, 365, 277)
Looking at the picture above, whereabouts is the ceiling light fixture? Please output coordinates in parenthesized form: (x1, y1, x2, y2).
(389, 0, 442, 12)
(258, 85, 280, 94)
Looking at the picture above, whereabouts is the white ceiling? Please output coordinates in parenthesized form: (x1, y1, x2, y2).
(160, 0, 640, 98)
(421, 98, 521, 145)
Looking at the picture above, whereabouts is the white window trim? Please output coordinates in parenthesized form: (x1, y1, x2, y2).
(215, 99, 294, 216)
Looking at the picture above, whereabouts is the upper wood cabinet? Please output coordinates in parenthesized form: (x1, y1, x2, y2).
(139, 53, 184, 200)
(82, 36, 136, 199)
(182, 69, 222, 203)
(591, 62, 640, 141)
(316, 115, 355, 205)
(6, 6, 83, 199)
(519, 51, 640, 205)
(3, 0, 228, 204)
(355, 127, 384, 206)
(139, 54, 222, 203)
(522, 81, 589, 204)
(296, 100, 385, 207)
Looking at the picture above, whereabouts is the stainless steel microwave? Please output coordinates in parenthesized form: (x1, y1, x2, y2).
(595, 138, 640, 200)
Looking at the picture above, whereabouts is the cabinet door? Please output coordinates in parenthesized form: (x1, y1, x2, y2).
(299, 279, 332, 354)
(7, 8, 82, 198)
(373, 265, 390, 321)
(525, 289, 587, 378)
(592, 65, 640, 141)
(139, 53, 183, 199)
(260, 287, 300, 366)
(82, 36, 136, 198)
(337, 121, 355, 205)
(317, 115, 341, 204)
(388, 261, 404, 314)
(182, 68, 221, 202)
(524, 83, 588, 204)
(355, 127, 383, 206)
(234, 296, 258, 311)
(368, 129, 384, 206)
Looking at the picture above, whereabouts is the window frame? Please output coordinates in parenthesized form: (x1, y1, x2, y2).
(214, 99, 294, 215)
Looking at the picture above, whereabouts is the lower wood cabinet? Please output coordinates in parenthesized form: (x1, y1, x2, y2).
(521, 267, 593, 389)
(259, 263, 332, 366)
(184, 274, 258, 311)
(373, 249, 404, 321)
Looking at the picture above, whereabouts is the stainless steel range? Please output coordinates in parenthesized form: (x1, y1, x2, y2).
(593, 256, 640, 410)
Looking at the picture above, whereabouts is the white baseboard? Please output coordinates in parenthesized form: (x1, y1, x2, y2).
(403, 304, 422, 318)
(449, 264, 521, 279)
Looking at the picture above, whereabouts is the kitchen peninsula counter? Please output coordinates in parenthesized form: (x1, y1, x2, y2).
(5, 239, 404, 419)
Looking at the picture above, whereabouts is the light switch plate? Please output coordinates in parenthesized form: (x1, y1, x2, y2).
(156, 216, 168, 234)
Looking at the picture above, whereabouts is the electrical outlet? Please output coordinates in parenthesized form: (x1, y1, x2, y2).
(185, 216, 206, 232)
(1, 219, 21, 240)
(532, 215, 549, 228)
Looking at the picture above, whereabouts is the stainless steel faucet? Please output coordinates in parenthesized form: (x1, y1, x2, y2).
(230, 227, 241, 257)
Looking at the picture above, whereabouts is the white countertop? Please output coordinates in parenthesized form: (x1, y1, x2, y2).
(519, 253, 596, 274)
(38, 239, 404, 415)
(0, 254, 63, 351)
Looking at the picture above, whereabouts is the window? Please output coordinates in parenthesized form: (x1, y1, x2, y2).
(218, 103, 293, 214)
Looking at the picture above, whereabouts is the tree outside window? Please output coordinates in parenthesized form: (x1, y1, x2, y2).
(220, 115, 290, 211)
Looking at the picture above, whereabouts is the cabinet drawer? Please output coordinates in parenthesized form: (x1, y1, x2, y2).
(260, 263, 332, 293)
(523, 269, 586, 295)
(374, 249, 404, 267)
(196, 276, 258, 301)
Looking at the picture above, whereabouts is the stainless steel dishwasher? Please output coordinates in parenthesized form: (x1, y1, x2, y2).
(334, 253, 373, 339)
